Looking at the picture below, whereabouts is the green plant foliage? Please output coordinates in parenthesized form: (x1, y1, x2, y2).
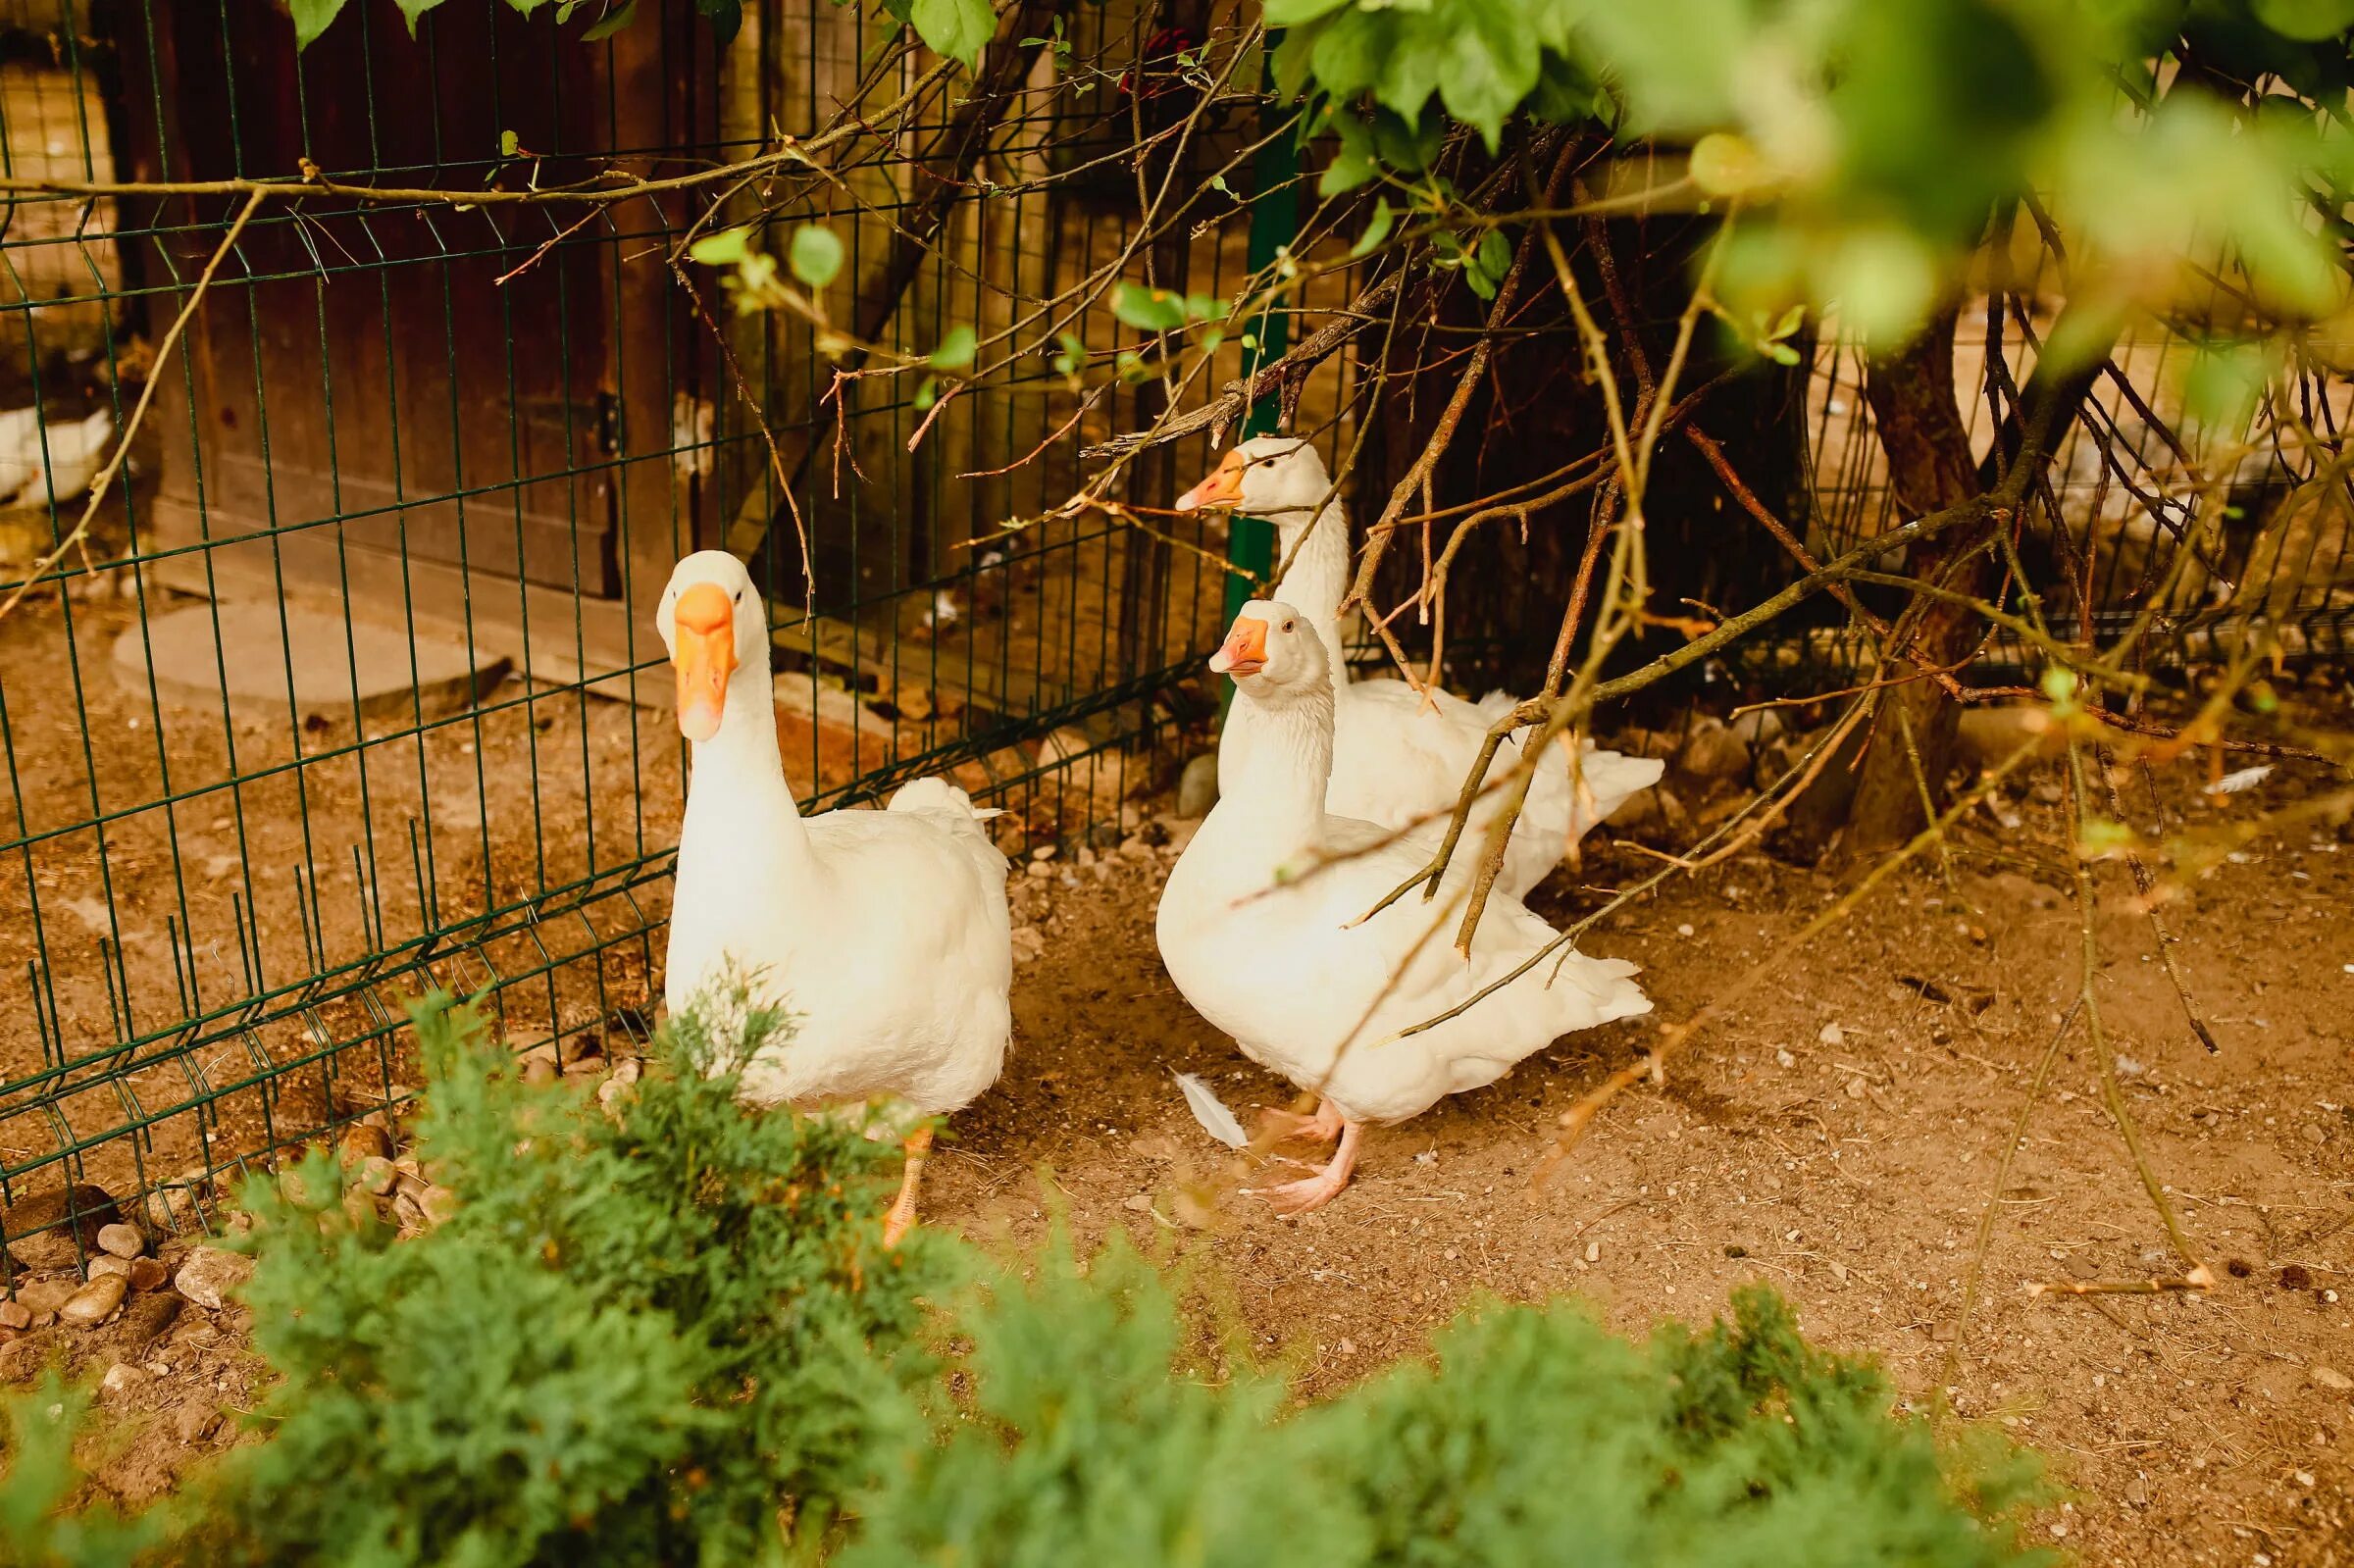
(844, 1247, 2051, 1568)
(0, 1005, 2053, 1567)
(788, 225, 845, 290)
(205, 989, 941, 1566)
(900, 0, 999, 71)
(0, 1377, 162, 1568)
(1111, 283, 1222, 331)
(929, 325, 979, 372)
(1278, 0, 2354, 347)
(840, 1233, 1371, 1568)
(1314, 1287, 2053, 1567)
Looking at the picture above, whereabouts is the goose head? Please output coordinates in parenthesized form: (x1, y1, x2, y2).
(1209, 598, 1329, 705)
(656, 550, 765, 742)
(1175, 435, 1332, 520)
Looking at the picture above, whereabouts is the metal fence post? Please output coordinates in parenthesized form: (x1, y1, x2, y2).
(1221, 37, 1296, 642)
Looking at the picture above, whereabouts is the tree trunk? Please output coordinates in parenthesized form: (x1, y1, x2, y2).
(1834, 306, 1988, 858)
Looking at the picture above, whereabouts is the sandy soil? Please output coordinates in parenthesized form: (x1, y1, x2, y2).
(3, 649, 2350, 1566)
(931, 740, 2354, 1568)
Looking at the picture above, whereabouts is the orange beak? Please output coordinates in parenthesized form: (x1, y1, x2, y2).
(1210, 615, 1267, 679)
(672, 582, 737, 742)
(1176, 449, 1247, 511)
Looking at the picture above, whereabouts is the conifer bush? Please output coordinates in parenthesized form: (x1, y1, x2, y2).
(209, 989, 942, 1565)
(1, 993, 2052, 1566)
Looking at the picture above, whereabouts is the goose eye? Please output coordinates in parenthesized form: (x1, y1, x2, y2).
(1281, 619, 1295, 632)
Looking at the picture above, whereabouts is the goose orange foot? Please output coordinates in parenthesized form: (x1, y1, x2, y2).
(1257, 1095, 1346, 1147)
(881, 1124, 934, 1248)
(1246, 1119, 1363, 1215)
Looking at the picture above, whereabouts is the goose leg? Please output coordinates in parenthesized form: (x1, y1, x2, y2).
(1247, 1119, 1363, 1215)
(1258, 1095, 1346, 1147)
(881, 1124, 934, 1248)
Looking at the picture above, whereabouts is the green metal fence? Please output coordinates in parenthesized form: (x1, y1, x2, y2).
(0, 0, 1355, 1254)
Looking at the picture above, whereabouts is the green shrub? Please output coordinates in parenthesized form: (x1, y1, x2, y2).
(210, 988, 941, 1566)
(0, 1376, 162, 1568)
(839, 1231, 1369, 1568)
(844, 1247, 2051, 1568)
(1314, 1290, 2053, 1568)
(2, 994, 2051, 1567)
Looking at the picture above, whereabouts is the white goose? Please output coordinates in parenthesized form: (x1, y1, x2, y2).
(1178, 436, 1661, 899)
(1155, 599, 1651, 1213)
(657, 550, 1012, 1244)
(0, 408, 114, 511)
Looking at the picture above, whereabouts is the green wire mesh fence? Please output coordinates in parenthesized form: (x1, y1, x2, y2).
(0, 0, 1354, 1256)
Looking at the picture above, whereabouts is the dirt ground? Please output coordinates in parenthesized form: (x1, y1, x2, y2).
(3, 647, 2350, 1565)
(936, 733, 2354, 1568)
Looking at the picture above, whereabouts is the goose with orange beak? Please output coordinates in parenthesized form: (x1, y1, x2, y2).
(657, 550, 1013, 1246)
(1156, 600, 1651, 1213)
(1176, 436, 1663, 897)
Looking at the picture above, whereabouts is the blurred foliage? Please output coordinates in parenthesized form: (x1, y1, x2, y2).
(1280, 0, 2354, 350)
(0, 1376, 162, 1568)
(3, 998, 2049, 1567)
(851, 1248, 2055, 1568)
(202, 988, 940, 1566)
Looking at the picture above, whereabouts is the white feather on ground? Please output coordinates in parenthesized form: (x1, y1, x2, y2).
(1172, 1071, 1248, 1148)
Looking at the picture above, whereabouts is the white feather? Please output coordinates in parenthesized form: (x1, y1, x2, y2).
(1172, 1071, 1248, 1149)
(2205, 764, 2273, 796)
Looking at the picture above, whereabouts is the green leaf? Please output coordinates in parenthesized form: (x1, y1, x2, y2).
(789, 225, 845, 289)
(910, 0, 997, 70)
(2181, 341, 2279, 439)
(1431, 1, 1541, 152)
(1475, 227, 1513, 282)
(1320, 146, 1378, 196)
(1052, 331, 1087, 377)
(1263, 0, 1357, 21)
(913, 374, 940, 412)
(1349, 197, 1396, 259)
(2252, 0, 2354, 41)
(581, 0, 640, 41)
(393, 0, 444, 37)
(689, 228, 752, 266)
(287, 0, 348, 48)
(1110, 283, 1198, 332)
(929, 325, 978, 372)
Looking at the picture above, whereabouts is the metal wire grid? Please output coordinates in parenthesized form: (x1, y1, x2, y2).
(1784, 289, 2354, 679)
(0, 0, 1340, 1250)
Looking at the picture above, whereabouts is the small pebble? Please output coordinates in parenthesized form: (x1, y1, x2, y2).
(1818, 1022, 1846, 1047)
(96, 1223, 145, 1259)
(1845, 1076, 1868, 1099)
(1584, 1240, 1601, 1263)
(16, 1279, 77, 1316)
(0, 1300, 28, 1331)
(86, 1254, 133, 1283)
(100, 1362, 146, 1397)
(59, 1272, 128, 1328)
(2303, 1124, 2328, 1146)
(1121, 1193, 1152, 1213)
(1774, 1048, 1796, 1068)
(1675, 923, 1695, 937)
(173, 1404, 222, 1444)
(2311, 1365, 2352, 1391)
(128, 1256, 169, 1292)
(359, 1156, 398, 1196)
(174, 1246, 254, 1312)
